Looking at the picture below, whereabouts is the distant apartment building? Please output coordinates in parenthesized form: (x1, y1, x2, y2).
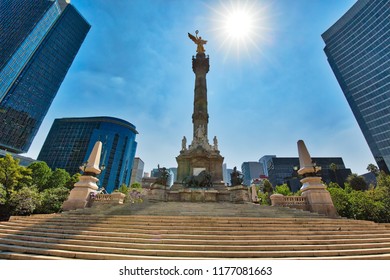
(259, 155, 352, 192)
(130, 157, 144, 185)
(222, 163, 232, 186)
(241, 162, 265, 186)
(0, 150, 36, 167)
(0, 0, 90, 153)
(322, 0, 390, 173)
(38, 117, 138, 193)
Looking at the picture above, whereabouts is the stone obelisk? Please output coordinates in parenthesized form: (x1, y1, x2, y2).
(62, 141, 103, 211)
(297, 140, 337, 217)
(175, 31, 224, 186)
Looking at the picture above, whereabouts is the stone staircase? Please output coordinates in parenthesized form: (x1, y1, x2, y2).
(1, 201, 390, 260)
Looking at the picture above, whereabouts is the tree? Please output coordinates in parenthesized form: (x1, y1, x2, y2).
(274, 184, 292, 196)
(263, 179, 273, 194)
(0, 154, 25, 199)
(66, 173, 81, 189)
(261, 179, 273, 204)
(327, 180, 390, 223)
(36, 186, 70, 214)
(9, 186, 41, 216)
(0, 184, 6, 205)
(327, 183, 352, 218)
(45, 168, 71, 190)
(346, 173, 367, 191)
(28, 161, 52, 190)
(117, 183, 129, 195)
(329, 162, 339, 185)
(367, 163, 379, 176)
(130, 182, 142, 189)
(329, 163, 337, 172)
(376, 171, 390, 217)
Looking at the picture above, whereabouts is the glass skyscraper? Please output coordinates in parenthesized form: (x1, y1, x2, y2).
(0, 0, 90, 153)
(37, 117, 138, 193)
(322, 0, 390, 173)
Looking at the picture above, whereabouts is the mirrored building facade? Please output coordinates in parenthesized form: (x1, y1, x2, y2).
(322, 0, 390, 173)
(0, 0, 90, 153)
(38, 117, 138, 193)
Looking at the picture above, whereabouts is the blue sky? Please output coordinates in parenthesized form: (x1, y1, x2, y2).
(25, 0, 375, 175)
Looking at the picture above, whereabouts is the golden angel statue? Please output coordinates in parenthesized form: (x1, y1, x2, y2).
(188, 30, 207, 53)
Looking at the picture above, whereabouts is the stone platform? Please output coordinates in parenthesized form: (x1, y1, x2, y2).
(148, 184, 250, 203)
(1, 200, 390, 260)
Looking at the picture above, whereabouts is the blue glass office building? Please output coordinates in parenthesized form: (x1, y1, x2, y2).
(0, 0, 90, 153)
(37, 117, 138, 193)
(322, 0, 390, 173)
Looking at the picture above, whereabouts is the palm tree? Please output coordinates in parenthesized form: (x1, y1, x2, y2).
(330, 163, 338, 185)
(367, 163, 379, 176)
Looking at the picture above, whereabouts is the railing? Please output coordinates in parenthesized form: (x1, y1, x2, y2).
(282, 196, 308, 206)
(92, 193, 126, 204)
(270, 194, 308, 210)
(94, 194, 113, 201)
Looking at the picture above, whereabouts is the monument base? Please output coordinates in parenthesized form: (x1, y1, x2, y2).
(62, 175, 99, 211)
(301, 185, 338, 218)
(62, 186, 95, 211)
(146, 183, 249, 203)
(176, 146, 224, 184)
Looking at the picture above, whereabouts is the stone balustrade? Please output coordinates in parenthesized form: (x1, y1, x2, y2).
(92, 193, 126, 204)
(270, 194, 309, 211)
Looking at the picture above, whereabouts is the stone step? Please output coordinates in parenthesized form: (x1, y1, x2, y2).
(1, 201, 390, 259)
(1, 237, 390, 259)
(66, 201, 327, 218)
(1, 222, 387, 237)
(2, 233, 390, 252)
(3, 226, 390, 243)
(8, 213, 371, 224)
(3, 229, 390, 245)
(2, 218, 383, 232)
(0, 252, 71, 260)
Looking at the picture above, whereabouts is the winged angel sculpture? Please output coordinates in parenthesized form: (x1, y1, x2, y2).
(188, 30, 207, 53)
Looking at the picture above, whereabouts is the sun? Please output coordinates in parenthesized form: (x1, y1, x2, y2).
(223, 7, 256, 40)
(208, 0, 271, 60)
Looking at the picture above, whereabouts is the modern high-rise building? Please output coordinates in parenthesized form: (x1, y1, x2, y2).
(259, 155, 352, 192)
(0, 0, 90, 153)
(241, 162, 264, 186)
(322, 0, 390, 173)
(37, 117, 138, 193)
(130, 157, 144, 185)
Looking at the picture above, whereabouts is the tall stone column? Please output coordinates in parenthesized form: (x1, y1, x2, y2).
(192, 53, 210, 143)
(175, 33, 224, 186)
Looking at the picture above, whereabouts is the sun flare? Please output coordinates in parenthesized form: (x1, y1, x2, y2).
(208, 0, 272, 60)
(224, 8, 256, 40)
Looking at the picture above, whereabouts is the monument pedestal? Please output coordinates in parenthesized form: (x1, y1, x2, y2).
(297, 140, 338, 218)
(62, 141, 103, 211)
(62, 175, 98, 211)
(227, 185, 250, 203)
(176, 146, 224, 184)
(301, 178, 338, 218)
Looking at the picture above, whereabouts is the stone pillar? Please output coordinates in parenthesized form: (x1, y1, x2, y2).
(176, 50, 224, 184)
(251, 184, 259, 203)
(62, 141, 102, 211)
(270, 193, 284, 206)
(297, 140, 338, 217)
(192, 52, 210, 141)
